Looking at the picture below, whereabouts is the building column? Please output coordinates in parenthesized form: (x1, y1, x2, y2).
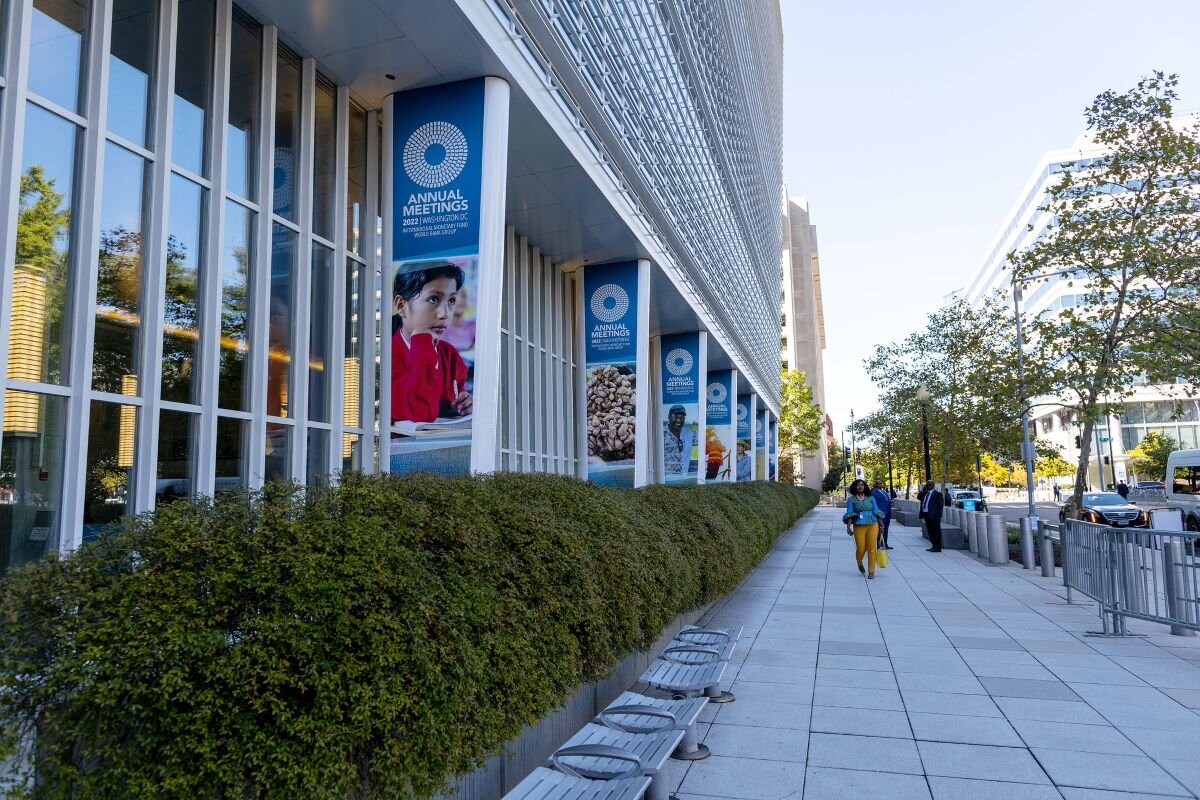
(578, 259, 649, 487)
(383, 76, 510, 477)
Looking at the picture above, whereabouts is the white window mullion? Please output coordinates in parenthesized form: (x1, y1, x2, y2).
(247, 25, 278, 489)
(0, 0, 35, 431)
(531, 246, 544, 469)
(553, 262, 566, 474)
(135, 0, 181, 511)
(504, 227, 517, 470)
(328, 86, 349, 478)
(361, 107, 380, 471)
(290, 57, 316, 481)
(519, 235, 532, 470)
(193, 0, 233, 495)
(60, 0, 115, 550)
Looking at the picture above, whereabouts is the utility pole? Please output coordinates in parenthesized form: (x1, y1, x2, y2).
(1105, 413, 1118, 487)
(850, 409, 856, 480)
(886, 435, 894, 494)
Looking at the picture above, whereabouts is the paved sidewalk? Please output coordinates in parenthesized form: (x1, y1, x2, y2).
(672, 507, 1200, 800)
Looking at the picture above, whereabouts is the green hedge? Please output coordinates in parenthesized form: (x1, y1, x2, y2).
(0, 473, 816, 799)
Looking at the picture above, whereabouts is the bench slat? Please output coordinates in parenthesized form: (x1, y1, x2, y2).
(503, 767, 651, 800)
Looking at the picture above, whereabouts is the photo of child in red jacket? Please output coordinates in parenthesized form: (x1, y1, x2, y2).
(391, 261, 472, 425)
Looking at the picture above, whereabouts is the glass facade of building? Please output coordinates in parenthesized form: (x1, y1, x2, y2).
(0, 0, 786, 573)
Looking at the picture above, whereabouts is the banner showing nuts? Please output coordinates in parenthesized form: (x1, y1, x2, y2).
(587, 364, 636, 462)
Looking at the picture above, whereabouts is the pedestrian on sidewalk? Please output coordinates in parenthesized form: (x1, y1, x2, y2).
(872, 480, 893, 549)
(843, 478, 884, 578)
(1116, 480, 1130, 499)
(1053, 484, 1061, 502)
(919, 479, 944, 552)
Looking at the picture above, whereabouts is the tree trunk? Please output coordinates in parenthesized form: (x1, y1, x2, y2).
(1070, 416, 1097, 518)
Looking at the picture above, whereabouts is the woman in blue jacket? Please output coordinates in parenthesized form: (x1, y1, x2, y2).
(843, 478, 885, 578)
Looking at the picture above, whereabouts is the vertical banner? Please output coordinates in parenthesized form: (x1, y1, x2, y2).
(705, 369, 736, 482)
(386, 77, 508, 476)
(582, 261, 645, 487)
(756, 408, 767, 481)
(659, 332, 702, 484)
(736, 393, 755, 481)
(768, 414, 778, 481)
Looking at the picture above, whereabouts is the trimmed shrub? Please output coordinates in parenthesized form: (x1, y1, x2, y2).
(0, 473, 816, 799)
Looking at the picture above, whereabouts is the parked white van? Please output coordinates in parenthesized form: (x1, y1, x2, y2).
(1165, 449, 1200, 531)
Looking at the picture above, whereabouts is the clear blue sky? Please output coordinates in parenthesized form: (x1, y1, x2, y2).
(781, 0, 1200, 444)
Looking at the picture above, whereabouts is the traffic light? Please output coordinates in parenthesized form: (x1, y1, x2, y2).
(1074, 435, 1082, 448)
(1103, 456, 1111, 465)
(844, 446, 851, 462)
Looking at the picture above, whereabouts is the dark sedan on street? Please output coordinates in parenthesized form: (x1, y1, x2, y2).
(1059, 492, 1150, 527)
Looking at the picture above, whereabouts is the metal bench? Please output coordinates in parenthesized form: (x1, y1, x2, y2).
(639, 649, 730, 704)
(503, 766, 652, 800)
(597, 692, 710, 761)
(548, 723, 684, 800)
(671, 626, 742, 664)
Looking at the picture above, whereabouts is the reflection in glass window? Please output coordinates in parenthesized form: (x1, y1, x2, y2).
(347, 104, 368, 255)
(341, 432, 361, 473)
(273, 47, 301, 220)
(172, 0, 214, 175)
(8, 104, 80, 386)
(344, 257, 364, 430)
(219, 201, 254, 410)
(29, 0, 88, 112)
(264, 422, 290, 483)
(1, 391, 67, 573)
(268, 224, 296, 418)
(306, 428, 328, 486)
(226, 10, 261, 200)
(83, 400, 137, 541)
(215, 416, 247, 490)
(312, 75, 336, 240)
(107, 0, 157, 147)
(161, 174, 205, 403)
(308, 244, 332, 422)
(93, 143, 149, 393)
(157, 409, 196, 502)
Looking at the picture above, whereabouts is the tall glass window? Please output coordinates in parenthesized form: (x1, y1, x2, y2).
(272, 47, 301, 221)
(308, 244, 332, 422)
(226, 10, 261, 200)
(157, 409, 196, 501)
(161, 174, 206, 403)
(306, 428, 327, 485)
(347, 104, 368, 256)
(344, 257, 364, 430)
(106, 0, 157, 148)
(267, 224, 296, 418)
(28, 0, 89, 112)
(83, 399, 137, 540)
(1, 391, 67, 575)
(172, 0, 214, 175)
(93, 142, 149, 393)
(215, 416, 247, 489)
(312, 75, 336, 240)
(8, 104, 81, 387)
(218, 201, 254, 410)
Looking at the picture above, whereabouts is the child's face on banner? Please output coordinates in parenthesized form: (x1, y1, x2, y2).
(395, 276, 459, 341)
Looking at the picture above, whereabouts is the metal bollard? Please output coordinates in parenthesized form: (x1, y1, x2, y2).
(1040, 528, 1055, 578)
(1162, 539, 1197, 637)
(977, 513, 991, 560)
(987, 514, 1010, 565)
(1019, 517, 1036, 570)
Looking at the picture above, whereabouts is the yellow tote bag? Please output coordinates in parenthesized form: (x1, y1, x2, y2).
(876, 547, 889, 568)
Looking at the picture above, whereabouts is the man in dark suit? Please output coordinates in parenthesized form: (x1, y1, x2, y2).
(919, 480, 944, 552)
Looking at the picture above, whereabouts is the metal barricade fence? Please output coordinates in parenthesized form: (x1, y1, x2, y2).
(1106, 528, 1199, 637)
(1059, 519, 1200, 637)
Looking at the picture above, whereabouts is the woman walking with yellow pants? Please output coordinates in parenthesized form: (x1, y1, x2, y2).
(843, 479, 884, 578)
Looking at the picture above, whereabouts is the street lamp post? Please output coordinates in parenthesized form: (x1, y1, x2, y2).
(850, 409, 856, 480)
(886, 435, 894, 495)
(1012, 282, 1039, 529)
(916, 385, 933, 484)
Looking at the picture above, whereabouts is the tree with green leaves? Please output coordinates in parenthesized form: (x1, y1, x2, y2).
(778, 370, 824, 486)
(1009, 72, 1200, 515)
(1126, 431, 1179, 481)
